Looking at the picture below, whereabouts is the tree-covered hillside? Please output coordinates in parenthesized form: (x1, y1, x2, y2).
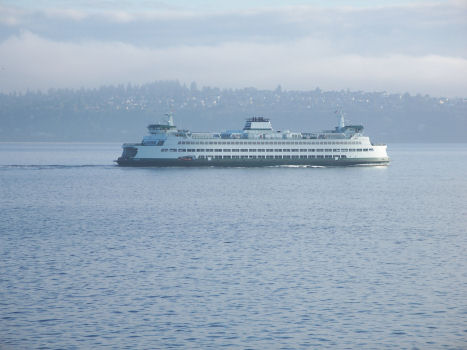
(1, 81, 465, 142)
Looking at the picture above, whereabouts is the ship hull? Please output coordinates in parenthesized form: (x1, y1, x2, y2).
(117, 115, 390, 167)
(116, 157, 389, 167)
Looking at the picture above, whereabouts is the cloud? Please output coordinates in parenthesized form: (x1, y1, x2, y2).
(1, 2, 466, 54)
(1, 31, 466, 97)
(0, 2, 466, 96)
(0, 5, 25, 26)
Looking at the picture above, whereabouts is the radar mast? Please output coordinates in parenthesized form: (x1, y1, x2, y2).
(164, 112, 174, 127)
(335, 109, 346, 131)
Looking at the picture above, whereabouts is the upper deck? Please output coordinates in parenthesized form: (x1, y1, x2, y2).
(140, 114, 378, 146)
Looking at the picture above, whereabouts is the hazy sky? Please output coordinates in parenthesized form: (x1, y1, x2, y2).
(1, 0, 466, 97)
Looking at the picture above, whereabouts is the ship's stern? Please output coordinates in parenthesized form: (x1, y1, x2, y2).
(116, 144, 139, 165)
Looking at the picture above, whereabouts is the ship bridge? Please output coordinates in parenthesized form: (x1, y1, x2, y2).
(243, 117, 273, 131)
(147, 113, 177, 134)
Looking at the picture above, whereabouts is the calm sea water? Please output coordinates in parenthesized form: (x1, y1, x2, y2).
(0, 143, 466, 349)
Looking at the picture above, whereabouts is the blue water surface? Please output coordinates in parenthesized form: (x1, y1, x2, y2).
(0, 143, 466, 349)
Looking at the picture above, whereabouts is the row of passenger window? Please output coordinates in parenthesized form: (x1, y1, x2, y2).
(179, 140, 362, 145)
(197, 155, 348, 159)
(162, 148, 373, 152)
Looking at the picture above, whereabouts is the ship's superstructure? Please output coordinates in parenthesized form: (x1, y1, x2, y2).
(116, 113, 389, 166)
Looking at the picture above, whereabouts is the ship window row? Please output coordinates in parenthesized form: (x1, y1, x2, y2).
(197, 155, 349, 159)
(162, 148, 373, 152)
(142, 140, 165, 146)
(179, 140, 362, 145)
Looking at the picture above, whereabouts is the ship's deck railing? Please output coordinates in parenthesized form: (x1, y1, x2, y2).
(189, 133, 355, 140)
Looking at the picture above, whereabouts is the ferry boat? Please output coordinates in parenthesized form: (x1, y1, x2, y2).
(116, 113, 389, 167)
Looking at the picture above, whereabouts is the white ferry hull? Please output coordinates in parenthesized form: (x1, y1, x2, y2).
(116, 114, 389, 167)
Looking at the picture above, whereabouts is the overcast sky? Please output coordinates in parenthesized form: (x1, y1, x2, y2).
(0, 0, 466, 97)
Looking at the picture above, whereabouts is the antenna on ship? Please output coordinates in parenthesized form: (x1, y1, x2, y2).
(335, 108, 345, 131)
(164, 112, 174, 126)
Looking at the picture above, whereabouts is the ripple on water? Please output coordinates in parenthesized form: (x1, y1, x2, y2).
(1, 143, 467, 349)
